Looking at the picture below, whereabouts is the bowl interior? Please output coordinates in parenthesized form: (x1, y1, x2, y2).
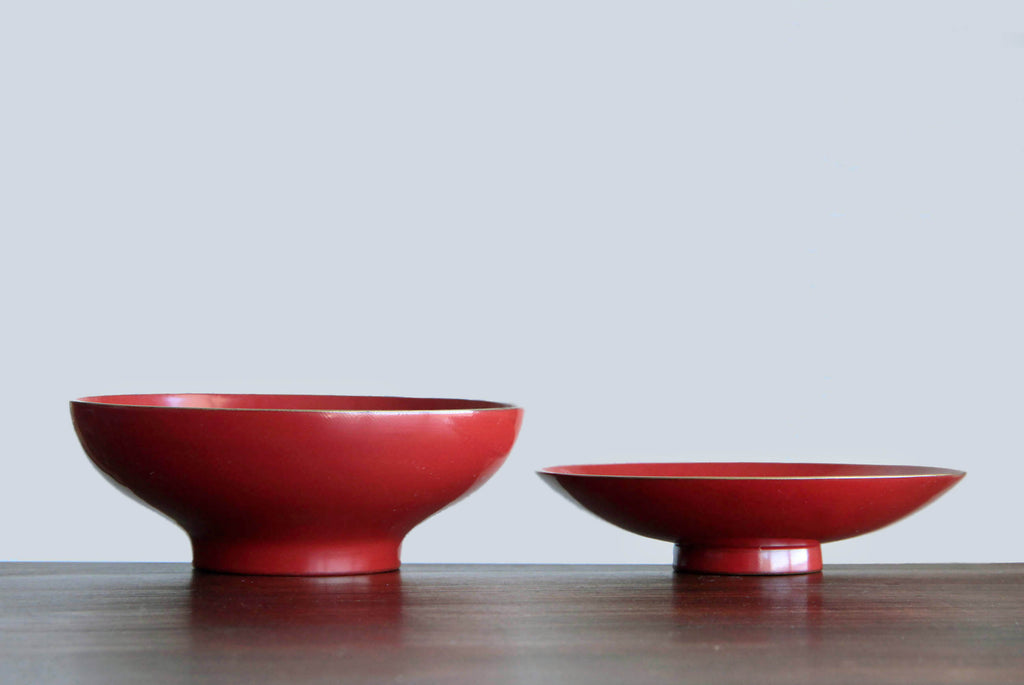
(75, 394, 515, 412)
(539, 462, 964, 479)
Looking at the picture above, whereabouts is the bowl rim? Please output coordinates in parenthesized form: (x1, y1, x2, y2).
(72, 393, 521, 414)
(537, 462, 966, 480)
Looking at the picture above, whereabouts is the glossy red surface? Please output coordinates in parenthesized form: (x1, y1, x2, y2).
(72, 394, 523, 576)
(538, 463, 965, 575)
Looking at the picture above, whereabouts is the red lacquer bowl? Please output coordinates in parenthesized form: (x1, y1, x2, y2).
(538, 462, 965, 575)
(72, 394, 523, 576)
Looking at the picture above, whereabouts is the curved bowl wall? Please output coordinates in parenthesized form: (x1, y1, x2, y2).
(73, 394, 523, 575)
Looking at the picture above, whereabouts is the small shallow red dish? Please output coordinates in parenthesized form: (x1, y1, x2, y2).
(538, 462, 965, 575)
(72, 394, 523, 576)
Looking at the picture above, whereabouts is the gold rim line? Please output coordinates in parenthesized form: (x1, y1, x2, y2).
(537, 466, 966, 480)
(72, 394, 521, 414)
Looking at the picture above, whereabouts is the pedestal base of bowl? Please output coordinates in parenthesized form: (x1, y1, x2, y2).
(191, 538, 402, 576)
(673, 542, 823, 575)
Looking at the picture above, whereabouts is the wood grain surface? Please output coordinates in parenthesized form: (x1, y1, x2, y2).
(1, 563, 1021, 684)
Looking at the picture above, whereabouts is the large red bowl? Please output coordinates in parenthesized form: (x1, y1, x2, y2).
(72, 394, 523, 575)
(538, 462, 965, 575)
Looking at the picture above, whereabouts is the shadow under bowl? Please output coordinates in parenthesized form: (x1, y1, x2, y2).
(538, 462, 964, 575)
(72, 393, 523, 576)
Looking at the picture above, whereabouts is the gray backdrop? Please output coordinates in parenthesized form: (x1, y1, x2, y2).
(2, 1, 1021, 565)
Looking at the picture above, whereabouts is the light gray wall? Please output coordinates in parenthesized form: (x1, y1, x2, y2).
(2, 1, 1021, 565)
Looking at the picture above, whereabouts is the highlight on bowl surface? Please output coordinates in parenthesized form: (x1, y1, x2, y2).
(72, 393, 523, 576)
(538, 462, 965, 575)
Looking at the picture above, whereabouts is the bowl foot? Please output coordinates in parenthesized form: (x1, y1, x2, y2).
(191, 538, 402, 576)
(673, 542, 822, 575)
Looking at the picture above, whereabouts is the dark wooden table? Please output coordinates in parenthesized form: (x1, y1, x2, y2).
(1, 563, 1021, 684)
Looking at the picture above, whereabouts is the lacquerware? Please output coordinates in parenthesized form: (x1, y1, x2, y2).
(538, 462, 964, 575)
(72, 394, 523, 576)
